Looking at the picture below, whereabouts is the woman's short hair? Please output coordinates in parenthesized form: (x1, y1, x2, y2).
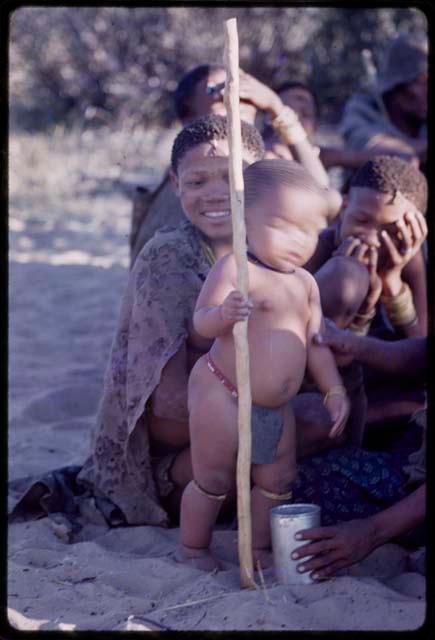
(350, 155, 428, 213)
(171, 114, 265, 173)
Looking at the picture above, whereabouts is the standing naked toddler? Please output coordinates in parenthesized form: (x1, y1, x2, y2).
(178, 159, 350, 571)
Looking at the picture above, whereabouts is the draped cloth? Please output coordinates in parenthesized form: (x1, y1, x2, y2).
(77, 221, 213, 526)
(129, 173, 186, 267)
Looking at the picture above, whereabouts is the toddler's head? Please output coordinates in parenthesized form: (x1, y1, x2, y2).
(315, 256, 370, 328)
(243, 159, 329, 271)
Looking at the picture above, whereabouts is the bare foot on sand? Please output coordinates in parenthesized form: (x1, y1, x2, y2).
(253, 548, 274, 571)
(174, 545, 222, 572)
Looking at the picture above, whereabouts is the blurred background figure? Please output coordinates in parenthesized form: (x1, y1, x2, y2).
(264, 69, 423, 180)
(341, 33, 427, 172)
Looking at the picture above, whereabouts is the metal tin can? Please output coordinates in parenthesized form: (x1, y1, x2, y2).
(270, 503, 321, 585)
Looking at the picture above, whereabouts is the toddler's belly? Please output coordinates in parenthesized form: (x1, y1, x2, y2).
(211, 330, 307, 408)
(249, 335, 307, 407)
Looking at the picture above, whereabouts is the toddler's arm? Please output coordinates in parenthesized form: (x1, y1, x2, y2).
(194, 255, 252, 338)
(305, 274, 350, 437)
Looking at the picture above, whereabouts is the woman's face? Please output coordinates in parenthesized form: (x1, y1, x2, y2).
(340, 186, 412, 266)
(171, 139, 258, 242)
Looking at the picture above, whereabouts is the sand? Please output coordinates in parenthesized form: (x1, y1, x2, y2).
(8, 127, 426, 632)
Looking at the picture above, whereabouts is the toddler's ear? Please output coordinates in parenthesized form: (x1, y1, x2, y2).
(169, 169, 180, 195)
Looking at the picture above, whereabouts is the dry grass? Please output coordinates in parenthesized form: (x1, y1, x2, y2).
(9, 124, 178, 268)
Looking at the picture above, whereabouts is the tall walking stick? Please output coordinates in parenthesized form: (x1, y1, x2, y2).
(223, 18, 256, 589)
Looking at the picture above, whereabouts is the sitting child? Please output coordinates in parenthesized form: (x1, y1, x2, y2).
(178, 159, 350, 571)
(292, 255, 371, 456)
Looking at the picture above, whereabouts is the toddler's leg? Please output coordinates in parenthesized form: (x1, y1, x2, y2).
(251, 403, 296, 569)
(178, 356, 238, 571)
(179, 480, 228, 571)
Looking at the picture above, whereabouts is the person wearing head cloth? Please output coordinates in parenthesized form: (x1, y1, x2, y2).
(341, 33, 427, 170)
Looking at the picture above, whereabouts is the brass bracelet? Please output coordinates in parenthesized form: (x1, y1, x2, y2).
(354, 308, 376, 323)
(323, 385, 347, 405)
(271, 106, 308, 145)
(349, 307, 375, 335)
(381, 283, 417, 327)
(349, 321, 371, 335)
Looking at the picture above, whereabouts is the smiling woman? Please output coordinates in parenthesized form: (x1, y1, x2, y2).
(171, 143, 234, 241)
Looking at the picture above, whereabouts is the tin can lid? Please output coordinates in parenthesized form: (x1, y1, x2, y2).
(270, 503, 320, 518)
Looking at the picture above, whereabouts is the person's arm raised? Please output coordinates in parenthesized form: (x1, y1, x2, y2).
(268, 104, 330, 188)
(193, 256, 253, 338)
(236, 70, 330, 189)
(367, 133, 426, 165)
(378, 210, 427, 337)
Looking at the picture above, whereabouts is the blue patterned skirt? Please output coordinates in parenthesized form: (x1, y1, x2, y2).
(293, 445, 409, 525)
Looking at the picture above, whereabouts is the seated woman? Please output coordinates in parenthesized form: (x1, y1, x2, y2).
(304, 155, 427, 432)
(77, 115, 265, 526)
(292, 323, 426, 579)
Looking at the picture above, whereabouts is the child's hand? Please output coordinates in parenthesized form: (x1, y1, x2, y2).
(324, 387, 350, 438)
(220, 290, 253, 325)
(333, 236, 370, 262)
(351, 245, 382, 330)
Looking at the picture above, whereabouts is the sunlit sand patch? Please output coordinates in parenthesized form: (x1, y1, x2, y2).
(9, 249, 129, 269)
(8, 608, 49, 631)
(9, 218, 25, 232)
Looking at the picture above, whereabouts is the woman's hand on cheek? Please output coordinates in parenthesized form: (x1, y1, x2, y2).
(357, 246, 382, 317)
(333, 236, 370, 262)
(291, 519, 378, 579)
(379, 210, 427, 295)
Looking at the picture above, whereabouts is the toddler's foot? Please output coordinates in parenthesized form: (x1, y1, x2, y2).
(175, 544, 222, 572)
(253, 548, 273, 571)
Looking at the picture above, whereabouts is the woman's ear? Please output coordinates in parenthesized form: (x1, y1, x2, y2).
(169, 169, 180, 196)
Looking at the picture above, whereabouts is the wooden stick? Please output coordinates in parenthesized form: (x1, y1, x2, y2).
(223, 17, 256, 590)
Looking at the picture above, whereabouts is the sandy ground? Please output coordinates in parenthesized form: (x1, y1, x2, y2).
(8, 126, 426, 632)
